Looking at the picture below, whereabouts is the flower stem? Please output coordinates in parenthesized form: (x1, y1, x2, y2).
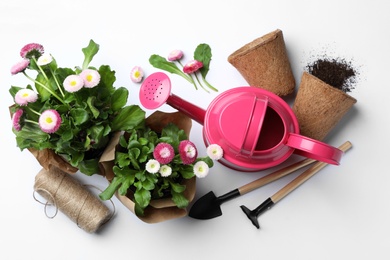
(51, 70, 65, 97)
(25, 118, 39, 126)
(177, 61, 198, 90)
(33, 57, 66, 98)
(194, 73, 209, 93)
(27, 106, 41, 116)
(202, 77, 218, 92)
(23, 71, 66, 105)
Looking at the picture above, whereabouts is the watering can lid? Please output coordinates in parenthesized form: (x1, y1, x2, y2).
(205, 88, 269, 156)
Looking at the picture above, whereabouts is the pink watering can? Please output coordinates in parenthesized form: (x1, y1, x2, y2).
(139, 72, 343, 172)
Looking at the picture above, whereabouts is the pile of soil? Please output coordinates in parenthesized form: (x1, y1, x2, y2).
(306, 57, 358, 93)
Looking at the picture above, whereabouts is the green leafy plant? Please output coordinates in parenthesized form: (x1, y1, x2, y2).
(99, 120, 223, 216)
(149, 43, 218, 92)
(9, 40, 145, 175)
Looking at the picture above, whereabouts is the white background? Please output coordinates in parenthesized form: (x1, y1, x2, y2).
(1, 0, 389, 259)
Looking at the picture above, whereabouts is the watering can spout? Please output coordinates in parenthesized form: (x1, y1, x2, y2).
(168, 93, 206, 125)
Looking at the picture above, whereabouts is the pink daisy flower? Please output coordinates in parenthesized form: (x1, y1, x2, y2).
(80, 69, 101, 88)
(20, 43, 44, 59)
(146, 159, 160, 174)
(153, 142, 175, 164)
(39, 109, 61, 133)
(11, 59, 30, 75)
(167, 50, 184, 61)
(63, 74, 84, 92)
(206, 144, 223, 160)
(12, 109, 24, 131)
(130, 66, 144, 83)
(179, 140, 198, 165)
(15, 89, 38, 106)
(159, 165, 172, 177)
(193, 161, 209, 178)
(183, 60, 203, 74)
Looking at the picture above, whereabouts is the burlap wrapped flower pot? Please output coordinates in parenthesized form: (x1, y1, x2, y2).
(292, 72, 357, 141)
(99, 111, 196, 224)
(228, 29, 295, 96)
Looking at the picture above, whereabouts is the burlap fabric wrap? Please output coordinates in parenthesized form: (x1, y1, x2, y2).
(292, 72, 357, 141)
(99, 111, 196, 224)
(228, 29, 295, 96)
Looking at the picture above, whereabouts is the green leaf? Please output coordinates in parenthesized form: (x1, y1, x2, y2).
(118, 174, 135, 195)
(99, 176, 123, 200)
(171, 190, 189, 208)
(70, 108, 89, 125)
(179, 165, 195, 179)
(78, 158, 100, 176)
(194, 43, 212, 79)
(110, 87, 128, 111)
(110, 105, 145, 132)
(98, 65, 116, 94)
(134, 187, 151, 209)
(82, 39, 99, 70)
(194, 43, 218, 92)
(149, 54, 194, 84)
(170, 181, 186, 193)
(115, 151, 131, 167)
(35, 73, 52, 101)
(87, 96, 100, 119)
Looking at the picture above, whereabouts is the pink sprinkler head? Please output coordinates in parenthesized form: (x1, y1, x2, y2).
(139, 72, 172, 109)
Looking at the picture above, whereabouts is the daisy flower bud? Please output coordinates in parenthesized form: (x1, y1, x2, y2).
(39, 109, 61, 134)
(179, 140, 198, 165)
(167, 50, 183, 61)
(153, 143, 175, 164)
(15, 89, 38, 106)
(130, 66, 144, 83)
(146, 159, 160, 174)
(37, 53, 53, 66)
(80, 69, 101, 88)
(183, 60, 203, 74)
(12, 109, 24, 131)
(159, 165, 172, 177)
(193, 161, 209, 178)
(20, 43, 44, 59)
(63, 74, 84, 92)
(10, 59, 30, 75)
(206, 144, 223, 160)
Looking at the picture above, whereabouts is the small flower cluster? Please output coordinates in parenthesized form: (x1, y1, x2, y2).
(11, 44, 103, 134)
(9, 40, 145, 175)
(147, 140, 223, 178)
(149, 43, 218, 93)
(99, 122, 223, 216)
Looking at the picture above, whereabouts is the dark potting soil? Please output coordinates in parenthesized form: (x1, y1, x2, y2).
(306, 58, 357, 93)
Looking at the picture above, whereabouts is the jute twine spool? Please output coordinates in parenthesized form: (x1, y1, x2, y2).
(228, 29, 295, 96)
(34, 166, 113, 233)
(292, 72, 357, 141)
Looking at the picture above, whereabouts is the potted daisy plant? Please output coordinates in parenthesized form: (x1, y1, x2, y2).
(99, 110, 223, 222)
(9, 40, 145, 175)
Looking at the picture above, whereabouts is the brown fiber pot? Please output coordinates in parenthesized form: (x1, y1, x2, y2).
(292, 72, 357, 141)
(228, 29, 295, 96)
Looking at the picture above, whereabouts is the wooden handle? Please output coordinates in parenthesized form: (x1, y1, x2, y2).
(238, 158, 316, 195)
(271, 141, 352, 203)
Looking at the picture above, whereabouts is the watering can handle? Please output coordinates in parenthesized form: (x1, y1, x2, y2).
(287, 133, 343, 165)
